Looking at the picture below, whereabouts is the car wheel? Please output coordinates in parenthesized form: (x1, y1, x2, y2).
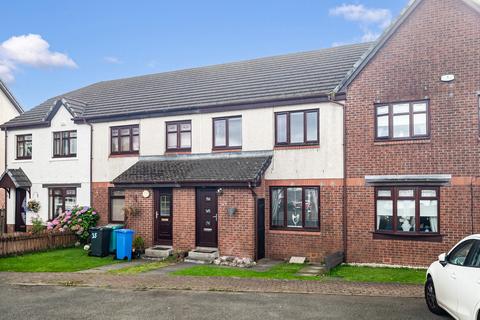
(425, 277, 446, 315)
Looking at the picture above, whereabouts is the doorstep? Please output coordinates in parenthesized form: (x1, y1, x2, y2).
(144, 246, 173, 260)
(185, 247, 219, 264)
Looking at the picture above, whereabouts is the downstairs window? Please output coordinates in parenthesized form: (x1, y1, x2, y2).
(375, 187, 439, 234)
(270, 186, 319, 230)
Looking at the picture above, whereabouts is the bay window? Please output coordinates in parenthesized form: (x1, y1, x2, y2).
(270, 186, 319, 230)
(375, 101, 429, 140)
(275, 109, 319, 146)
(375, 187, 439, 234)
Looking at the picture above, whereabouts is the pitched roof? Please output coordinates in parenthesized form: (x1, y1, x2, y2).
(0, 80, 23, 114)
(113, 152, 273, 187)
(0, 168, 32, 190)
(2, 43, 372, 129)
(336, 0, 480, 92)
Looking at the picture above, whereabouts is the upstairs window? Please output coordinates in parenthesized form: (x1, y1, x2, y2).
(166, 120, 191, 151)
(213, 116, 242, 149)
(375, 187, 439, 234)
(16, 134, 32, 160)
(275, 109, 319, 146)
(375, 101, 429, 140)
(53, 131, 77, 158)
(111, 125, 139, 155)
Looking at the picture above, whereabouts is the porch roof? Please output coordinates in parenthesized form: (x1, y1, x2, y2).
(0, 168, 32, 191)
(113, 152, 272, 187)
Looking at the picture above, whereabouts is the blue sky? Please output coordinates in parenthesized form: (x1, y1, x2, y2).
(1, 0, 407, 110)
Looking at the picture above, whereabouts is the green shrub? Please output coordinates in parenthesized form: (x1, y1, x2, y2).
(47, 206, 99, 243)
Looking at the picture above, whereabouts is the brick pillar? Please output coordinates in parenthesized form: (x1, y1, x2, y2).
(91, 182, 112, 226)
(218, 188, 256, 259)
(125, 189, 154, 247)
(172, 188, 196, 251)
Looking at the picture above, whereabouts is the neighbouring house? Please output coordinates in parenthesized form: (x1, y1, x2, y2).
(0, 0, 478, 266)
(341, 0, 480, 266)
(0, 80, 23, 231)
(0, 98, 91, 232)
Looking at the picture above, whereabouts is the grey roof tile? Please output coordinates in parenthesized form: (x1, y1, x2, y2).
(3, 42, 373, 128)
(0, 168, 32, 189)
(113, 153, 272, 185)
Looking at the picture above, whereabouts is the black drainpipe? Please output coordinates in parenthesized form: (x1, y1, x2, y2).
(248, 181, 258, 260)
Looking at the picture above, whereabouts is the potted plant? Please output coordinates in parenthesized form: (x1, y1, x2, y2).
(132, 236, 145, 259)
(27, 199, 41, 213)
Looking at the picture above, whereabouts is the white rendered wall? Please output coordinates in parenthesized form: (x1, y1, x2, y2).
(92, 101, 344, 182)
(6, 106, 91, 225)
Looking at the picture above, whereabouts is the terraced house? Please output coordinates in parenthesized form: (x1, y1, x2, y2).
(1, 0, 479, 266)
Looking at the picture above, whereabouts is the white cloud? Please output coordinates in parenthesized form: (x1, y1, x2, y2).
(0, 34, 77, 82)
(329, 4, 392, 43)
(104, 56, 122, 64)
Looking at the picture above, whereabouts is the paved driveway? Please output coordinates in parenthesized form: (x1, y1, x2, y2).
(0, 284, 448, 320)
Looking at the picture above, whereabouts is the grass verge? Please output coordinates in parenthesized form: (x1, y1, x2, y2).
(171, 263, 313, 280)
(0, 248, 120, 272)
(173, 263, 426, 284)
(109, 260, 174, 275)
(328, 265, 426, 285)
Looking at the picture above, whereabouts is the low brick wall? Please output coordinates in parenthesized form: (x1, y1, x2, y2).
(0, 232, 77, 257)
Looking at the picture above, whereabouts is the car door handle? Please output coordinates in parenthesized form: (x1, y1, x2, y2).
(450, 273, 457, 280)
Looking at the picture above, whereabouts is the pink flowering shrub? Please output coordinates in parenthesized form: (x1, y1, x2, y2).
(47, 206, 99, 243)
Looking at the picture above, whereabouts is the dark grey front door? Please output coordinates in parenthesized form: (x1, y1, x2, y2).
(154, 189, 173, 245)
(196, 189, 218, 247)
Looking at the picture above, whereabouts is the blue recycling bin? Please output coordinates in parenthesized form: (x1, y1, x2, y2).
(115, 229, 135, 261)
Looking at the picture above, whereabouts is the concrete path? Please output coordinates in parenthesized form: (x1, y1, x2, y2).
(76, 260, 147, 273)
(0, 283, 445, 320)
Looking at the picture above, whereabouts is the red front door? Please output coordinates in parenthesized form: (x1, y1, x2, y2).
(196, 188, 218, 247)
(154, 189, 173, 245)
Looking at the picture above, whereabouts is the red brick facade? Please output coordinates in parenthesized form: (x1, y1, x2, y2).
(92, 182, 112, 226)
(345, 0, 480, 266)
(265, 180, 344, 263)
(172, 188, 196, 251)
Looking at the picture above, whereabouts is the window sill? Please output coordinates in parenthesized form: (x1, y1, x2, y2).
(109, 153, 140, 158)
(374, 139, 431, 146)
(372, 231, 443, 242)
(50, 157, 78, 162)
(212, 148, 242, 153)
(268, 229, 320, 236)
(274, 144, 320, 150)
(165, 150, 192, 155)
(13, 159, 33, 163)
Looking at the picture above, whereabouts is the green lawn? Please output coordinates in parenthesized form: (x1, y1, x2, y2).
(0, 248, 121, 272)
(172, 263, 311, 280)
(328, 265, 426, 285)
(173, 263, 426, 284)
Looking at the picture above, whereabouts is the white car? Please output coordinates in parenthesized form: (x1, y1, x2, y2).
(425, 235, 480, 320)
